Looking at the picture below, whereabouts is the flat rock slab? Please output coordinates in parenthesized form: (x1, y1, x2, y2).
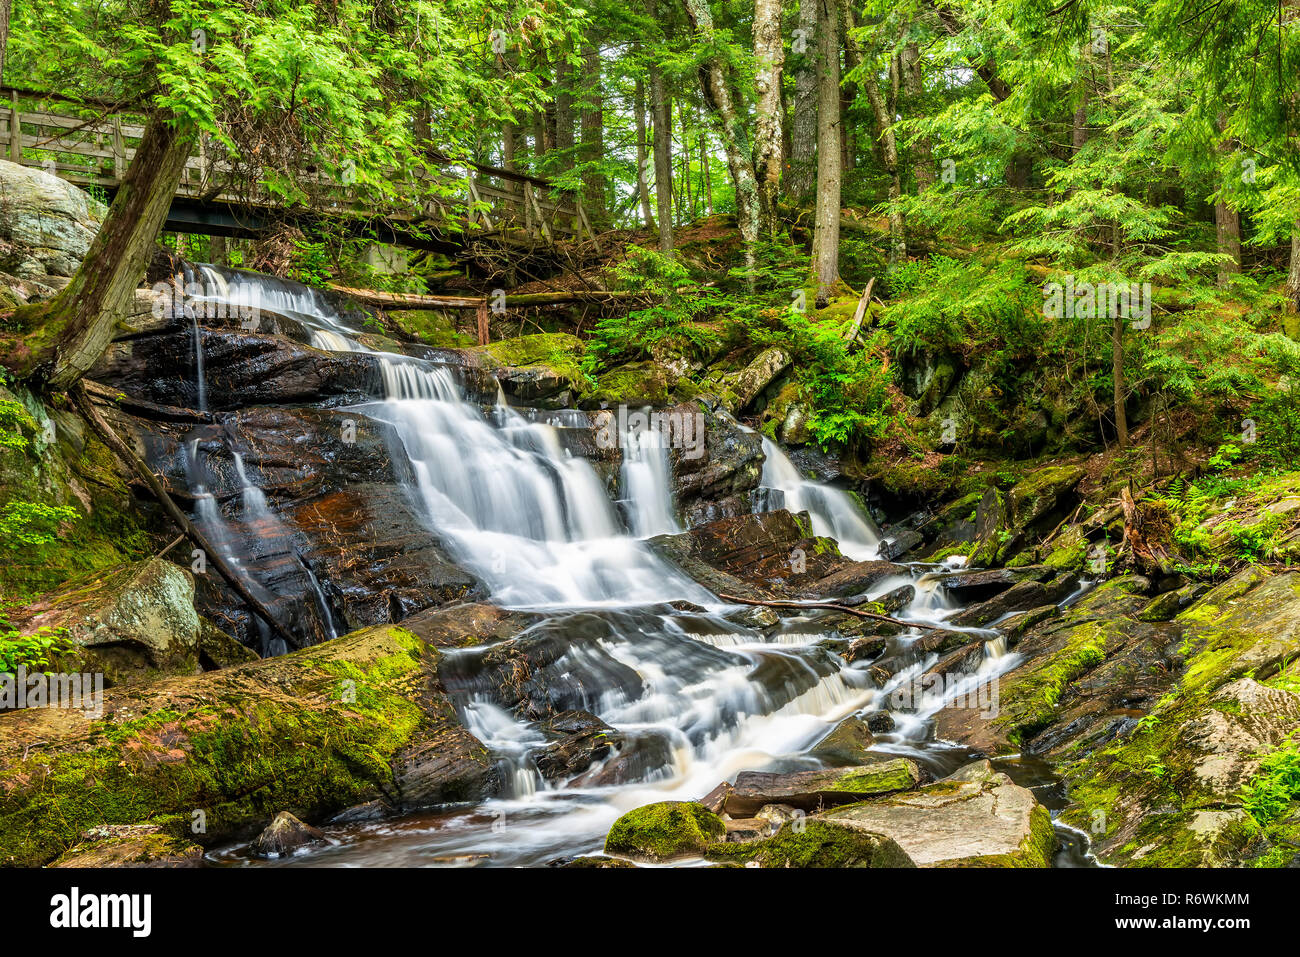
(820, 760, 1054, 867)
(718, 759, 924, 816)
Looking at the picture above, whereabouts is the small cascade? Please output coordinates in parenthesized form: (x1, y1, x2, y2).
(619, 419, 681, 538)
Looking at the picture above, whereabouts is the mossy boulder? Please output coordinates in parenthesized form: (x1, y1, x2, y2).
(706, 819, 915, 868)
(603, 801, 726, 862)
(0, 621, 499, 867)
(15, 558, 202, 685)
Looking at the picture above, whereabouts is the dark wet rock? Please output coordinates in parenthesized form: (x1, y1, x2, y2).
(534, 710, 619, 781)
(870, 629, 973, 680)
(808, 716, 877, 765)
(947, 574, 1078, 628)
(938, 565, 1053, 603)
(719, 760, 924, 816)
(650, 508, 852, 598)
(995, 604, 1061, 645)
(863, 710, 896, 733)
(249, 811, 329, 858)
(48, 825, 203, 868)
(570, 731, 677, 788)
(667, 402, 765, 527)
(877, 529, 924, 561)
(804, 560, 909, 601)
(821, 760, 1056, 867)
(92, 327, 381, 410)
(128, 406, 480, 650)
(869, 583, 915, 614)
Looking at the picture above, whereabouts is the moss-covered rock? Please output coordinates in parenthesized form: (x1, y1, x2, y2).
(705, 819, 915, 868)
(48, 824, 203, 868)
(603, 801, 726, 862)
(0, 621, 499, 867)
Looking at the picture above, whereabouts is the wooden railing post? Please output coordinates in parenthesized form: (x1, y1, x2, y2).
(111, 117, 126, 183)
(8, 99, 22, 164)
(524, 182, 553, 243)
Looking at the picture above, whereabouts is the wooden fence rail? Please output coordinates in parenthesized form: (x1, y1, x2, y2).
(0, 86, 596, 249)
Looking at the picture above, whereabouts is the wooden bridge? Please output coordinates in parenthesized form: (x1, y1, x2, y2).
(0, 86, 599, 252)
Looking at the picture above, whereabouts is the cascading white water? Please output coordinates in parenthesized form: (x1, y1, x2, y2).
(620, 422, 681, 538)
(191, 267, 1074, 867)
(759, 436, 883, 560)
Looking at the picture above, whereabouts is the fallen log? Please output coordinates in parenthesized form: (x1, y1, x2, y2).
(718, 592, 944, 631)
(71, 385, 300, 649)
(326, 284, 646, 311)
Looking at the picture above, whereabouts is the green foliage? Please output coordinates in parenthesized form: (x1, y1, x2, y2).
(1243, 736, 1300, 826)
(583, 246, 719, 372)
(0, 602, 71, 673)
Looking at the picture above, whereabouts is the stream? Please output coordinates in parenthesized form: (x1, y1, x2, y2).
(183, 267, 1096, 868)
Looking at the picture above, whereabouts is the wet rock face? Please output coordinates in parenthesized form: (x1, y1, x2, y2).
(125, 405, 480, 651)
(93, 327, 382, 411)
(650, 508, 885, 599)
(667, 402, 764, 527)
(11, 558, 201, 685)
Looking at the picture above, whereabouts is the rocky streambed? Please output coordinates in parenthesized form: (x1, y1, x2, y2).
(3, 259, 1299, 870)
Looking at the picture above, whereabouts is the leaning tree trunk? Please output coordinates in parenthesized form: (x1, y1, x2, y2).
(811, 0, 841, 303)
(752, 0, 785, 236)
(10, 109, 196, 390)
(0, 0, 11, 87)
(785, 0, 819, 201)
(681, 0, 761, 259)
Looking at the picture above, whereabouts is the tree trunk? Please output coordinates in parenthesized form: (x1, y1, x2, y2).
(1215, 201, 1242, 286)
(786, 0, 819, 201)
(850, 1, 904, 267)
(650, 59, 675, 253)
(681, 0, 761, 257)
(634, 77, 656, 228)
(1287, 223, 1300, 315)
(901, 41, 934, 192)
(555, 52, 575, 171)
(0, 0, 11, 86)
(209, 234, 228, 268)
(681, 101, 694, 220)
(752, 0, 785, 235)
(811, 0, 841, 303)
(701, 131, 714, 215)
(8, 110, 196, 390)
(580, 43, 606, 226)
(1113, 314, 1128, 448)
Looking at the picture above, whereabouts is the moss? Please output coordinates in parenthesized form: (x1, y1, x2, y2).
(589, 360, 675, 405)
(391, 309, 476, 348)
(820, 759, 922, 795)
(993, 620, 1108, 744)
(705, 819, 915, 868)
(603, 801, 725, 862)
(0, 626, 430, 867)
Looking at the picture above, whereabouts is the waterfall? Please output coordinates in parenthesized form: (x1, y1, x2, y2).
(189, 267, 1063, 868)
(620, 421, 681, 538)
(757, 436, 883, 561)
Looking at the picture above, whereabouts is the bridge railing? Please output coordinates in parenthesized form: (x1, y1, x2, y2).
(0, 86, 596, 247)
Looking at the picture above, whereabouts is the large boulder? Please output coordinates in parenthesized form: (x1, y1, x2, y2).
(706, 819, 916, 868)
(0, 621, 501, 867)
(14, 558, 201, 685)
(710, 760, 924, 816)
(0, 159, 104, 290)
(821, 760, 1056, 867)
